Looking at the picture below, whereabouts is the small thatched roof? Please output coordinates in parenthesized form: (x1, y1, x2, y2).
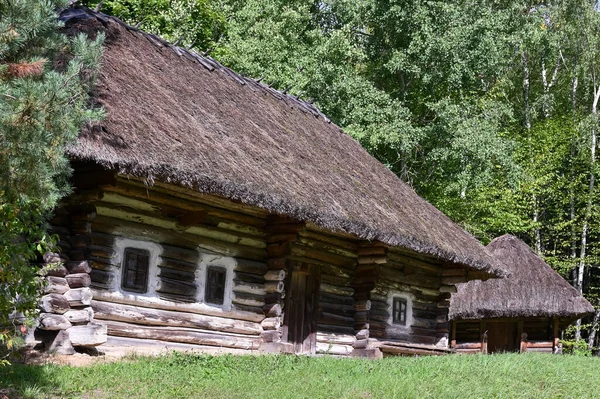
(449, 235, 594, 320)
(60, 7, 506, 276)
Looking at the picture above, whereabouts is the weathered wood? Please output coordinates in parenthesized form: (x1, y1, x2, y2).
(64, 288, 93, 306)
(526, 341, 553, 349)
(260, 329, 281, 343)
(261, 317, 281, 331)
(453, 342, 482, 350)
(439, 285, 457, 293)
(234, 259, 268, 275)
(48, 330, 75, 355)
(520, 332, 528, 353)
(263, 303, 282, 317)
(39, 314, 72, 330)
(316, 342, 353, 355)
(157, 278, 197, 297)
(44, 265, 69, 278)
(264, 281, 284, 293)
(316, 332, 355, 346)
(320, 302, 355, 318)
(298, 236, 357, 259)
(320, 292, 354, 307)
(233, 280, 266, 296)
(232, 291, 265, 307)
(64, 308, 94, 324)
(318, 311, 355, 327)
(67, 324, 107, 346)
(264, 269, 286, 281)
(234, 271, 265, 284)
(45, 277, 70, 294)
(93, 287, 264, 324)
(320, 283, 354, 296)
(40, 294, 70, 314)
(66, 260, 92, 274)
(66, 273, 92, 288)
(92, 299, 263, 335)
(379, 343, 450, 356)
(316, 323, 355, 335)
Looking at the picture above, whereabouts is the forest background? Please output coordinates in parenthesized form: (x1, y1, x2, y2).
(77, 0, 600, 350)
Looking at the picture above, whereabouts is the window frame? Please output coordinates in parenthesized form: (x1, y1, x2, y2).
(392, 297, 408, 326)
(204, 265, 227, 305)
(121, 247, 151, 293)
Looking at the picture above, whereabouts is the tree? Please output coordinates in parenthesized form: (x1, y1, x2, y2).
(0, 0, 103, 359)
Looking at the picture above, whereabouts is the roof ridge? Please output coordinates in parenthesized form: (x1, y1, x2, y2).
(60, 6, 332, 123)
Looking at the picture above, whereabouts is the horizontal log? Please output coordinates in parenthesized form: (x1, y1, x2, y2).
(263, 303, 282, 317)
(453, 342, 482, 350)
(64, 288, 93, 306)
(264, 281, 284, 293)
(235, 259, 268, 275)
(316, 342, 353, 355)
(92, 300, 262, 335)
(232, 291, 265, 308)
(66, 260, 92, 274)
(320, 302, 355, 318)
(297, 236, 357, 259)
(526, 341, 553, 349)
(39, 314, 71, 330)
(264, 269, 286, 281)
(233, 280, 266, 296)
(234, 271, 265, 284)
(64, 308, 94, 324)
(320, 283, 354, 296)
(102, 320, 261, 350)
(318, 311, 355, 327)
(158, 267, 196, 282)
(313, 333, 354, 347)
(317, 324, 355, 336)
(44, 265, 68, 278)
(261, 317, 281, 331)
(156, 277, 197, 297)
(66, 273, 92, 288)
(45, 277, 69, 294)
(90, 269, 113, 286)
(290, 244, 356, 269)
(439, 285, 457, 293)
(320, 292, 354, 307)
(40, 294, 70, 314)
(302, 229, 358, 252)
(91, 289, 265, 323)
(67, 324, 107, 346)
(260, 329, 282, 343)
(380, 344, 449, 356)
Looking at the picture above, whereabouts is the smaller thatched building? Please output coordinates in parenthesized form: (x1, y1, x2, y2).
(449, 235, 594, 354)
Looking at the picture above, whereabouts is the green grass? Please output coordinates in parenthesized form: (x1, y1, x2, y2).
(1, 352, 599, 398)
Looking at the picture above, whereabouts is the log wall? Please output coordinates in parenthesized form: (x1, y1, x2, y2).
(38, 171, 472, 357)
(452, 317, 556, 354)
(73, 177, 270, 351)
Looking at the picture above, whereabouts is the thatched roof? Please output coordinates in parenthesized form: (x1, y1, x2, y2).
(449, 235, 594, 320)
(60, 7, 506, 276)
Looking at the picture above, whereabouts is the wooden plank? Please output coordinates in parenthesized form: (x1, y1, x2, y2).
(92, 300, 263, 335)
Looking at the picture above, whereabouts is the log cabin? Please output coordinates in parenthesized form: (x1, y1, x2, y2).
(34, 6, 508, 357)
(449, 235, 594, 354)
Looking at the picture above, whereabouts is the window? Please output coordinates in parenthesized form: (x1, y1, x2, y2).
(205, 266, 227, 305)
(121, 248, 150, 293)
(392, 297, 407, 325)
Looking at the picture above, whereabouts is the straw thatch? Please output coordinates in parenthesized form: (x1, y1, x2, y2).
(60, 7, 506, 276)
(449, 235, 594, 320)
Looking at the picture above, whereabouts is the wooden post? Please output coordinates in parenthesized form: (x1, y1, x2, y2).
(480, 320, 487, 354)
(450, 321, 456, 349)
(520, 332, 528, 353)
(553, 317, 560, 353)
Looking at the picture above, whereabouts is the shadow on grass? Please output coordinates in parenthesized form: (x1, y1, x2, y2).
(0, 362, 62, 399)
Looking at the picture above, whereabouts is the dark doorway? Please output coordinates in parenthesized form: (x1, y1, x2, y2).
(283, 262, 320, 354)
(486, 321, 518, 353)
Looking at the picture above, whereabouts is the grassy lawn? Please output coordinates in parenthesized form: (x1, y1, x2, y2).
(1, 352, 599, 398)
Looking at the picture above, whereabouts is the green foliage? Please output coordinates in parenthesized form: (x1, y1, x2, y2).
(80, 0, 227, 52)
(0, 0, 103, 356)
(2, 353, 600, 398)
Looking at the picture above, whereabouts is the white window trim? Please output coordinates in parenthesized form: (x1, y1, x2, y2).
(111, 238, 161, 298)
(195, 254, 235, 311)
(387, 292, 414, 329)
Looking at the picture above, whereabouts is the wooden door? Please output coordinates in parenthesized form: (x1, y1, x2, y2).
(486, 321, 518, 353)
(283, 262, 320, 354)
